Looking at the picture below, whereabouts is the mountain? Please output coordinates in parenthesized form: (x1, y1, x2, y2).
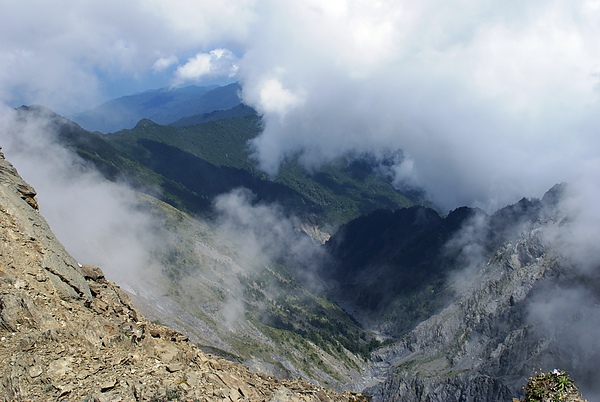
(104, 115, 421, 228)
(0, 148, 367, 401)
(8, 103, 595, 401)
(169, 103, 257, 126)
(9, 105, 398, 391)
(70, 83, 243, 133)
(325, 206, 479, 337)
(21, 105, 422, 230)
(325, 184, 598, 401)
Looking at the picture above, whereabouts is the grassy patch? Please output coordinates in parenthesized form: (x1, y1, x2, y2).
(522, 369, 582, 402)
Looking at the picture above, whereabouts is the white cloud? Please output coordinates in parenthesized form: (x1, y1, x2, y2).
(153, 55, 179, 72)
(234, 0, 600, 211)
(213, 187, 324, 276)
(1, 0, 600, 211)
(254, 77, 305, 116)
(172, 48, 239, 86)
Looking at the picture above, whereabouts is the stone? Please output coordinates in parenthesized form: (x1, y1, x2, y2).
(100, 378, 117, 392)
(166, 362, 185, 372)
(28, 365, 42, 378)
(80, 265, 105, 281)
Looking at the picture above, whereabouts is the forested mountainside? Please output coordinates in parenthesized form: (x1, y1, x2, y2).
(19, 105, 422, 231)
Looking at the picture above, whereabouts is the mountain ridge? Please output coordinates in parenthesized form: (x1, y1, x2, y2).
(359, 184, 598, 401)
(21, 105, 422, 229)
(70, 83, 243, 133)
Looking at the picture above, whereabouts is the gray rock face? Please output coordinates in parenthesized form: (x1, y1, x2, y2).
(365, 186, 596, 401)
(0, 148, 91, 300)
(366, 241, 545, 400)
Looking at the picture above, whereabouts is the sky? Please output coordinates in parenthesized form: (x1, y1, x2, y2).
(1, 0, 600, 210)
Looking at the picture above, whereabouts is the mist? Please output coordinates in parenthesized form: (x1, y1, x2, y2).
(440, 180, 600, 397)
(213, 188, 324, 271)
(537, 180, 600, 397)
(0, 102, 327, 338)
(526, 284, 600, 398)
(0, 105, 167, 293)
(211, 188, 327, 325)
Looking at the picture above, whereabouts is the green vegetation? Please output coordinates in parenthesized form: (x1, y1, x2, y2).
(239, 260, 381, 367)
(521, 369, 583, 402)
(55, 102, 425, 228)
(100, 114, 420, 228)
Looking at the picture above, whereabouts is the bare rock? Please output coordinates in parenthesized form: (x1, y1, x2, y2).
(80, 264, 105, 281)
(0, 151, 91, 300)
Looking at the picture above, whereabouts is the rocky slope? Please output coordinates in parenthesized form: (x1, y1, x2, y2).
(4, 105, 381, 393)
(362, 185, 597, 401)
(0, 148, 367, 401)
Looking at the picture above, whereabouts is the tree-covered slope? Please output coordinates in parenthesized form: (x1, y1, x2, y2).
(324, 206, 478, 336)
(104, 114, 421, 228)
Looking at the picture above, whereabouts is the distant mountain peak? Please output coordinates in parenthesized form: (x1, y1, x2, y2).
(134, 118, 160, 129)
(70, 82, 243, 133)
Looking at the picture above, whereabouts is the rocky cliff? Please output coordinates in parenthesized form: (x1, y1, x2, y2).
(363, 185, 597, 401)
(0, 147, 366, 401)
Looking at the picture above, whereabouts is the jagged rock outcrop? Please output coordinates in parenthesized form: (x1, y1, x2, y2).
(0, 148, 367, 401)
(364, 185, 595, 401)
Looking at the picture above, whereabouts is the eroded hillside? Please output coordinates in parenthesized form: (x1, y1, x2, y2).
(0, 148, 366, 401)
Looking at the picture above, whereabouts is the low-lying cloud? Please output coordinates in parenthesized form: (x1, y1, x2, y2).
(237, 1, 600, 212)
(213, 188, 324, 280)
(209, 188, 329, 334)
(0, 106, 166, 292)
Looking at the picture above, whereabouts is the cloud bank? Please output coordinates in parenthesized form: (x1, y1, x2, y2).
(236, 1, 600, 211)
(3, 1, 600, 211)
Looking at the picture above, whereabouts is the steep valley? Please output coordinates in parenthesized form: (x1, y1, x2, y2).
(0, 102, 597, 401)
